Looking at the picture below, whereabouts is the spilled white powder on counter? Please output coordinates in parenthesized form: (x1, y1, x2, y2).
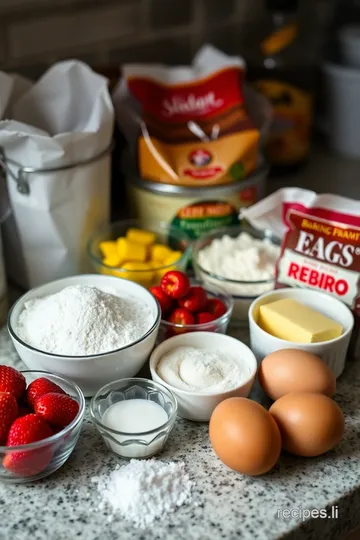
(16, 285, 154, 356)
(92, 459, 194, 528)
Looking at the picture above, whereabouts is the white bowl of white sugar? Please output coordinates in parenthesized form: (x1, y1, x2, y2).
(150, 332, 257, 421)
(192, 225, 281, 327)
(8, 274, 161, 396)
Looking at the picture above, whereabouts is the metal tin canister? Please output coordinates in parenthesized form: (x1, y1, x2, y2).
(127, 166, 268, 240)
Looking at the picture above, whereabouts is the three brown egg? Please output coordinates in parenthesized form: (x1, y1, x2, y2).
(209, 348, 345, 475)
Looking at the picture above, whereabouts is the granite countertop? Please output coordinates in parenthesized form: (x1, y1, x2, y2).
(1, 325, 360, 540)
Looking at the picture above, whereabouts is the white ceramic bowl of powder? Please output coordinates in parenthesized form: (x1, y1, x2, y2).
(150, 332, 257, 421)
(8, 274, 161, 397)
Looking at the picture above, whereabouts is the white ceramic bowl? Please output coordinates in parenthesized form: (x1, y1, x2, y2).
(8, 274, 161, 397)
(249, 288, 354, 378)
(149, 331, 257, 422)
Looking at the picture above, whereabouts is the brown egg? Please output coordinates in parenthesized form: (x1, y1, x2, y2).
(259, 349, 336, 401)
(269, 392, 344, 457)
(209, 397, 281, 476)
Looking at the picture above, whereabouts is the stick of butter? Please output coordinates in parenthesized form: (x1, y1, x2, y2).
(258, 298, 343, 343)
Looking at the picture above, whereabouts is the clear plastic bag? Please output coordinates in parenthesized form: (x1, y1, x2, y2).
(114, 45, 272, 187)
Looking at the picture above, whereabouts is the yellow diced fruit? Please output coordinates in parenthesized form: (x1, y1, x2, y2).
(99, 241, 118, 259)
(148, 262, 163, 282)
(150, 244, 173, 263)
(102, 254, 122, 267)
(126, 228, 156, 246)
(116, 237, 147, 263)
(163, 251, 183, 265)
(155, 269, 169, 282)
(120, 262, 155, 286)
(155, 251, 183, 281)
(149, 260, 162, 269)
(100, 266, 112, 276)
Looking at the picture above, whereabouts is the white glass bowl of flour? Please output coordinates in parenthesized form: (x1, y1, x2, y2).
(192, 225, 280, 326)
(150, 332, 257, 421)
(8, 274, 160, 396)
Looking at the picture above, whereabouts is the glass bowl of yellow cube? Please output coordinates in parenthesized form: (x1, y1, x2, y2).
(87, 220, 192, 288)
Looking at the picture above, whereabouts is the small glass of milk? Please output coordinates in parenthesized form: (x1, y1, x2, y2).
(90, 378, 178, 459)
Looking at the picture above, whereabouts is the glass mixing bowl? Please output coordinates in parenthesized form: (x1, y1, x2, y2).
(0, 370, 85, 484)
(192, 224, 280, 326)
(90, 377, 177, 459)
(87, 219, 192, 288)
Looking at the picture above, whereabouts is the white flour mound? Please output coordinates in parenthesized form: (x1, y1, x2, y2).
(92, 459, 194, 528)
(16, 285, 154, 356)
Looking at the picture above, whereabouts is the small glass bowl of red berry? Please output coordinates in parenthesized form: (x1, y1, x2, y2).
(151, 271, 233, 342)
(0, 368, 85, 484)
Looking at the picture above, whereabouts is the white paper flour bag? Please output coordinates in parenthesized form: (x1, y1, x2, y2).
(0, 61, 114, 288)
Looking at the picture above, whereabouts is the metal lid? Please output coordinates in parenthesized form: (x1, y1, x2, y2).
(127, 165, 268, 197)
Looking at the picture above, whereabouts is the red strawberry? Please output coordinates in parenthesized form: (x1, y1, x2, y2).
(0, 365, 26, 400)
(160, 271, 190, 299)
(196, 312, 217, 325)
(17, 406, 32, 418)
(206, 298, 227, 319)
(3, 414, 53, 477)
(178, 286, 208, 312)
(150, 285, 173, 313)
(51, 425, 64, 435)
(27, 377, 66, 409)
(168, 307, 194, 334)
(0, 393, 18, 444)
(34, 393, 79, 428)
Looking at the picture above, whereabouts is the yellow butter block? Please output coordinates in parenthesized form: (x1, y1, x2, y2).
(102, 254, 122, 267)
(120, 261, 155, 283)
(116, 237, 147, 263)
(150, 244, 173, 263)
(99, 241, 118, 259)
(258, 298, 343, 344)
(126, 228, 156, 246)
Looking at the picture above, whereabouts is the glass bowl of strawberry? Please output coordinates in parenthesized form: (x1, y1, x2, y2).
(0, 367, 85, 484)
(151, 271, 233, 342)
